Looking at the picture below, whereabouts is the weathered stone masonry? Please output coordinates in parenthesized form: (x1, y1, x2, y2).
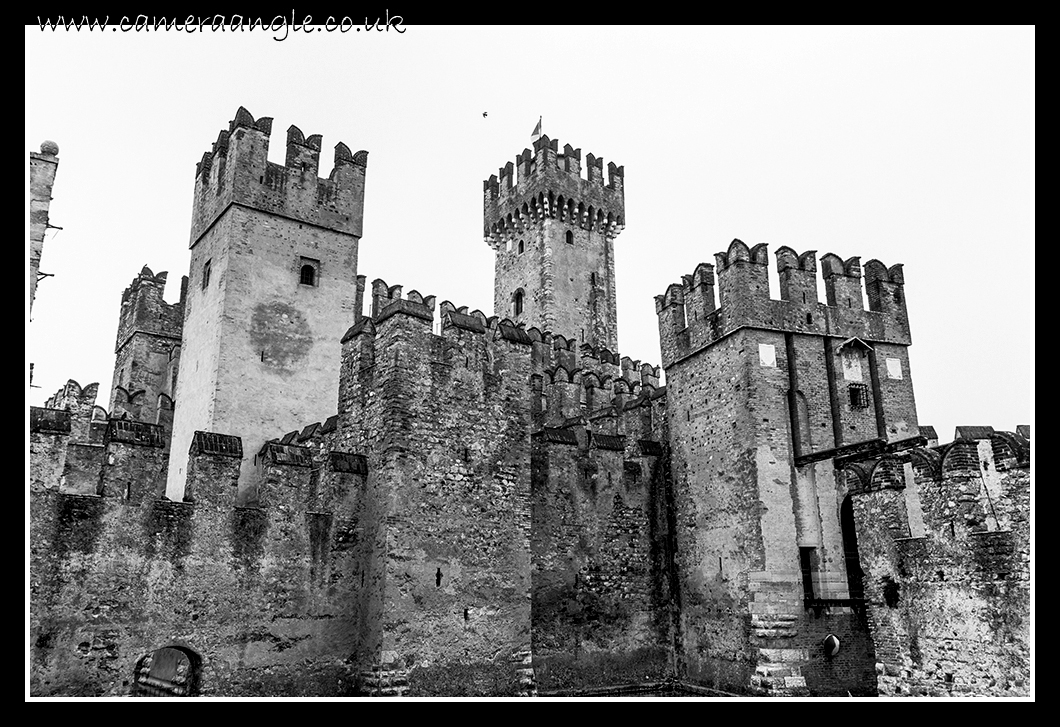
(28, 111, 1030, 697)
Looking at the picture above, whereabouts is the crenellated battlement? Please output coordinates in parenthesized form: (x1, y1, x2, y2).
(45, 378, 97, 409)
(655, 239, 911, 368)
(115, 265, 186, 352)
(338, 278, 663, 438)
(839, 428, 1029, 538)
(367, 277, 437, 323)
(538, 360, 661, 428)
(190, 106, 369, 246)
(483, 134, 625, 249)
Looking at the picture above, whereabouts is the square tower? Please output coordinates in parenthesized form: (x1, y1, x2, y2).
(166, 107, 368, 501)
(484, 135, 624, 350)
(109, 266, 186, 439)
(656, 240, 920, 694)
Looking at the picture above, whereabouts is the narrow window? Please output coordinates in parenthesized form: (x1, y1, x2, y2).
(841, 496, 865, 600)
(518, 240, 525, 254)
(201, 260, 211, 290)
(882, 576, 900, 607)
(800, 547, 816, 601)
(513, 289, 524, 316)
(299, 257, 320, 287)
(565, 230, 574, 245)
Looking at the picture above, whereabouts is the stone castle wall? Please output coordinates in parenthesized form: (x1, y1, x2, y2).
(844, 434, 1031, 697)
(28, 117, 1030, 698)
(29, 420, 369, 696)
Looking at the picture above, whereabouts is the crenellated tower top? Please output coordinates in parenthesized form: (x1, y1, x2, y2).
(483, 134, 625, 249)
(115, 265, 186, 353)
(656, 239, 912, 369)
(190, 106, 369, 246)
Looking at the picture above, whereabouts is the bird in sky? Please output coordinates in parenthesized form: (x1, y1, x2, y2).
(483, 112, 487, 117)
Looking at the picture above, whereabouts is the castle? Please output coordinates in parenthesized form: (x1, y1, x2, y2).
(28, 108, 1031, 698)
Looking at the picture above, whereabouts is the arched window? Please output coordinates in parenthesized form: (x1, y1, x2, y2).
(514, 289, 524, 316)
(565, 230, 574, 245)
(518, 240, 525, 254)
(201, 260, 211, 290)
(299, 257, 320, 287)
(132, 646, 202, 697)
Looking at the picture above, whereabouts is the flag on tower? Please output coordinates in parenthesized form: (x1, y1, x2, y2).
(531, 116, 542, 143)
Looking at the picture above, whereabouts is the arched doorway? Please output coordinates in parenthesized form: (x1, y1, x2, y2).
(132, 645, 202, 696)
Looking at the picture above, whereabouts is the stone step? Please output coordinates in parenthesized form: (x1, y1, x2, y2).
(751, 615, 799, 630)
(750, 674, 809, 694)
(755, 663, 793, 678)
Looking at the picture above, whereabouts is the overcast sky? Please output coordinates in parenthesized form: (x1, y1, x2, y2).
(26, 25, 1033, 444)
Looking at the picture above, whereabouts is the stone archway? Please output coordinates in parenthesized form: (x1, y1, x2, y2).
(131, 645, 202, 696)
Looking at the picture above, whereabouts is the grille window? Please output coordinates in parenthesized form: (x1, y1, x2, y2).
(848, 383, 869, 409)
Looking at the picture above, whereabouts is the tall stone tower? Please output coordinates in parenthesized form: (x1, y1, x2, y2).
(484, 135, 624, 349)
(109, 266, 186, 440)
(166, 107, 368, 501)
(30, 140, 60, 314)
(656, 241, 920, 695)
